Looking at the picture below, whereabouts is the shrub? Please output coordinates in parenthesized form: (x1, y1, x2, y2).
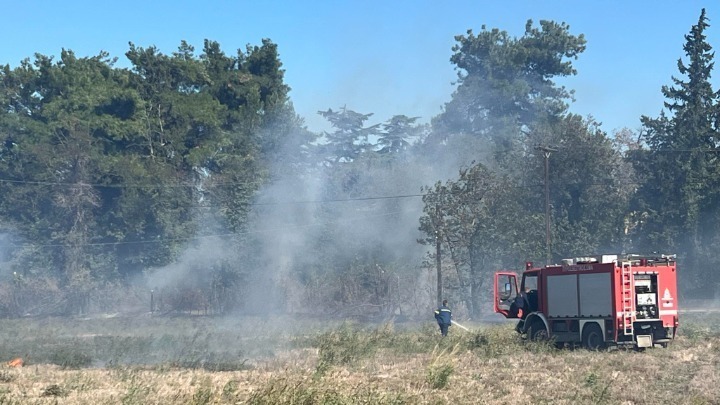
(221, 380, 238, 402)
(427, 363, 454, 389)
(313, 323, 379, 377)
(191, 386, 213, 405)
(0, 371, 16, 383)
(121, 376, 150, 405)
(583, 371, 615, 404)
(426, 343, 460, 390)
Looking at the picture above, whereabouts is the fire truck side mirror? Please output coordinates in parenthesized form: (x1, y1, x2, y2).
(500, 283, 512, 300)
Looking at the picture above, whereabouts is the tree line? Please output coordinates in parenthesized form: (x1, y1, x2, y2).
(0, 10, 717, 318)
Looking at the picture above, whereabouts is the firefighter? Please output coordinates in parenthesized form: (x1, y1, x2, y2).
(434, 299, 452, 336)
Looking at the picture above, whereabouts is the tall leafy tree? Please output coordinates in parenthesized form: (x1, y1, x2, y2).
(377, 115, 420, 155)
(419, 20, 640, 314)
(198, 39, 296, 231)
(318, 107, 379, 164)
(0, 38, 300, 315)
(632, 9, 720, 292)
(0, 50, 148, 313)
(531, 115, 633, 259)
(433, 20, 586, 145)
(419, 164, 545, 316)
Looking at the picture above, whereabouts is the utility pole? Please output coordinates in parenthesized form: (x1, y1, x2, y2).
(536, 145, 558, 265)
(435, 203, 443, 307)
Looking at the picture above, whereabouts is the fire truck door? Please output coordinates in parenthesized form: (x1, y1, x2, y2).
(494, 272, 519, 318)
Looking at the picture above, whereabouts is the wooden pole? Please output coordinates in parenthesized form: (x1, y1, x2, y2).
(436, 204, 443, 307)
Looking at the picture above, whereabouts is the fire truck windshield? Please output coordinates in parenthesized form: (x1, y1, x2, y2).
(522, 274, 537, 292)
(521, 273, 539, 312)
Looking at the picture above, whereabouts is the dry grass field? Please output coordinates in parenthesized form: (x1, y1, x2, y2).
(0, 312, 717, 404)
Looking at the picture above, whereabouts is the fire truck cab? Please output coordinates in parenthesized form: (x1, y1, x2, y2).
(494, 254, 678, 349)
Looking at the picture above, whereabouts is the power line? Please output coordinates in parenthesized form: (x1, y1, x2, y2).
(0, 174, 715, 211)
(0, 177, 710, 212)
(0, 178, 193, 188)
(0, 174, 712, 249)
(250, 193, 425, 205)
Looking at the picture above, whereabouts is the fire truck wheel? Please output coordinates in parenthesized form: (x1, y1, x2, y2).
(582, 323, 606, 350)
(527, 319, 548, 341)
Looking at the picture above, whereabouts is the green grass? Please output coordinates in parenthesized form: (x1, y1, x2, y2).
(0, 314, 717, 403)
(0, 315, 315, 370)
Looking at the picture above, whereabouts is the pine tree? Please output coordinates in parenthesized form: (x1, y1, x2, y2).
(633, 9, 720, 293)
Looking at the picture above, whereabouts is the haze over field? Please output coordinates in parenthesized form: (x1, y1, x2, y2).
(0, 5, 719, 404)
(0, 4, 719, 321)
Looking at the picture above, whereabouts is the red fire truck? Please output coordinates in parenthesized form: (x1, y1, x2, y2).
(494, 254, 678, 349)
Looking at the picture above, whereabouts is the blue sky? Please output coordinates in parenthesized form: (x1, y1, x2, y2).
(1, 1, 715, 134)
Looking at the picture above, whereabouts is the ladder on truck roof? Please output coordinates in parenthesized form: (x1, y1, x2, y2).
(621, 261, 634, 336)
